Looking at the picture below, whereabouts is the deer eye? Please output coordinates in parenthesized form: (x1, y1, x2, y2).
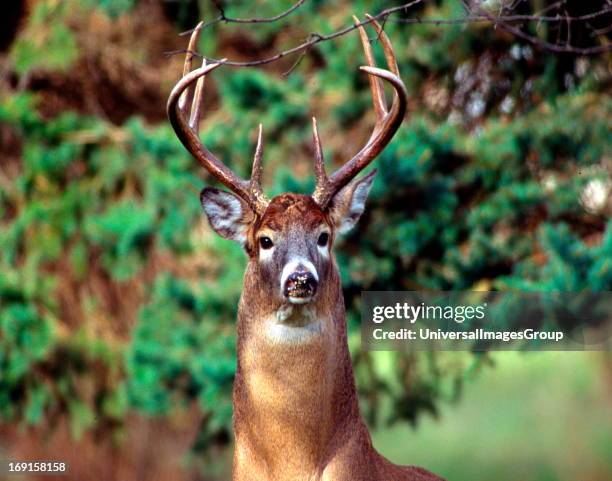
(259, 236, 274, 250)
(317, 232, 329, 247)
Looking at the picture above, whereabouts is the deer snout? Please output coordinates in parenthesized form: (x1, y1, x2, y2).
(281, 259, 318, 304)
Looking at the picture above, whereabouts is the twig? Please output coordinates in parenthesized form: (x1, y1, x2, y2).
(281, 34, 320, 77)
(476, 6, 611, 55)
(166, 0, 612, 66)
(180, 0, 307, 36)
(389, 7, 612, 25)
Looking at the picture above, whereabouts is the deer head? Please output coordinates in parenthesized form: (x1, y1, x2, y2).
(167, 16, 407, 311)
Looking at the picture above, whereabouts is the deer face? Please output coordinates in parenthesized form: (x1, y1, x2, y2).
(200, 170, 376, 305)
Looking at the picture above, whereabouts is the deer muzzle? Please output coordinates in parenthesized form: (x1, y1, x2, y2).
(281, 259, 318, 304)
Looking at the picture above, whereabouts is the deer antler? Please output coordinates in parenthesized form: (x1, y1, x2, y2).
(312, 15, 408, 209)
(167, 22, 270, 215)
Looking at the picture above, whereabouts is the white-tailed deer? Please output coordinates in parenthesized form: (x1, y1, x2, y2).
(167, 16, 445, 481)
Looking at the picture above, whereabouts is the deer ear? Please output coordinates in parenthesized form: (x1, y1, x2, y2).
(328, 170, 376, 234)
(200, 187, 254, 244)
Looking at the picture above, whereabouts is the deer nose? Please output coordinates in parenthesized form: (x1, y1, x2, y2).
(283, 269, 318, 302)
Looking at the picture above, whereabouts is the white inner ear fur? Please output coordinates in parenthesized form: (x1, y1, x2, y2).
(201, 189, 249, 245)
(337, 181, 369, 233)
(333, 171, 376, 235)
(206, 195, 242, 229)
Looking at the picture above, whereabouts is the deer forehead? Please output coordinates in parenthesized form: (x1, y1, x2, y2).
(255, 194, 331, 234)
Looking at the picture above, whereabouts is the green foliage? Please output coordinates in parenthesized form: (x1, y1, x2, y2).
(10, 2, 78, 76)
(0, 272, 54, 421)
(85, 200, 157, 280)
(500, 221, 612, 291)
(93, 0, 137, 18)
(127, 273, 236, 444)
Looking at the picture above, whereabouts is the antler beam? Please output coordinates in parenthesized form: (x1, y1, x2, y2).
(167, 22, 270, 215)
(312, 15, 408, 208)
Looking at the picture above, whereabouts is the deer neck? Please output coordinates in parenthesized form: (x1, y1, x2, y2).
(233, 261, 361, 478)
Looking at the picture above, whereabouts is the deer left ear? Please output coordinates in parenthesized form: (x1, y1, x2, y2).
(200, 187, 255, 245)
(328, 170, 376, 234)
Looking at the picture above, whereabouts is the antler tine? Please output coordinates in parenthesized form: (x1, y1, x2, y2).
(178, 21, 202, 111)
(167, 23, 269, 215)
(312, 15, 408, 208)
(365, 14, 400, 78)
(189, 58, 205, 130)
(311, 117, 328, 200)
(353, 15, 387, 119)
(362, 14, 402, 139)
(249, 124, 269, 207)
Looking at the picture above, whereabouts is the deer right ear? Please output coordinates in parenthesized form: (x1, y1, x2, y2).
(200, 187, 255, 244)
(327, 170, 377, 234)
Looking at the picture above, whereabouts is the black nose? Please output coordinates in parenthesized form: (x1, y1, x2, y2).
(284, 270, 318, 299)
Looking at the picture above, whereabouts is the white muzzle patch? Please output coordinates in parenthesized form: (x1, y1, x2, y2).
(280, 258, 319, 304)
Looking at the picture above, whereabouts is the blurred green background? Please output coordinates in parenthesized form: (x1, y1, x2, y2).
(0, 1, 610, 480)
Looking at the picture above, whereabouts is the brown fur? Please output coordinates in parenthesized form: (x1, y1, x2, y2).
(229, 195, 444, 481)
(250, 194, 330, 242)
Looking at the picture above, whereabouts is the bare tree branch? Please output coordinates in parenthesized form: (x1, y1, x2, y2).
(390, 7, 612, 24)
(473, 3, 612, 55)
(165, 0, 430, 66)
(165, 0, 612, 67)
